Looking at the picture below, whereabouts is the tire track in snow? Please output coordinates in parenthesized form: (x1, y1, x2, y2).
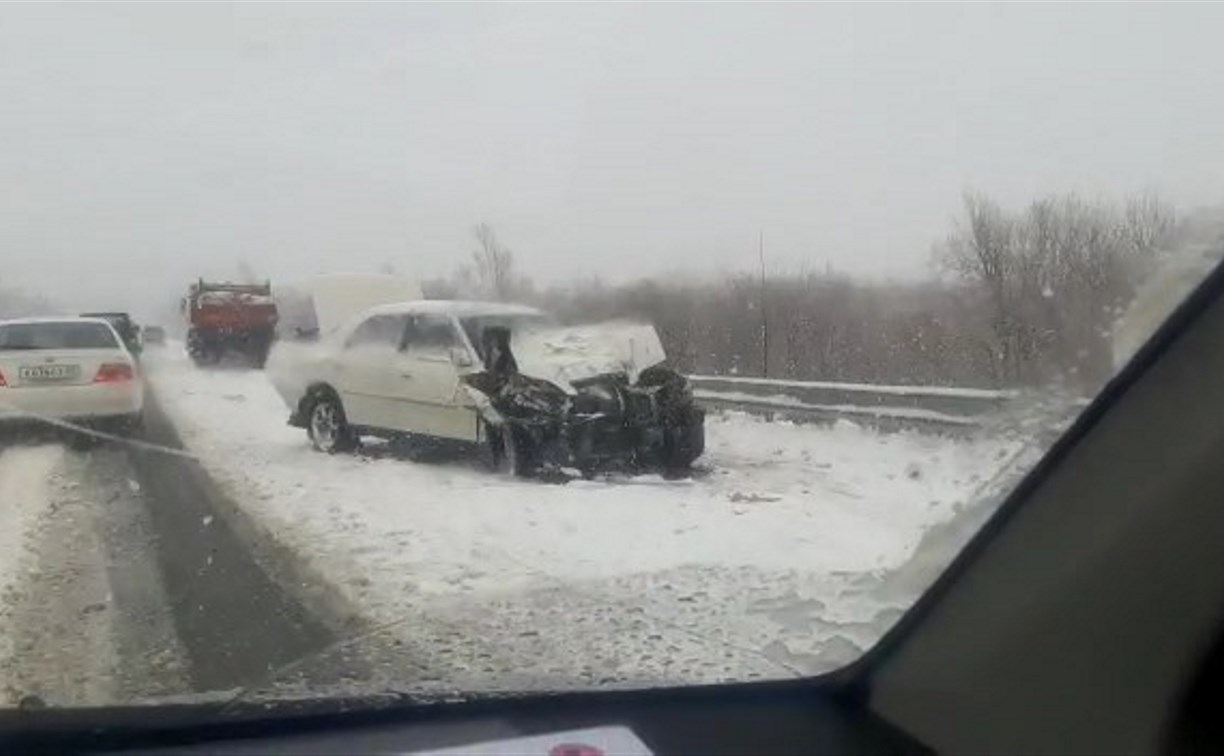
(125, 387, 359, 694)
(2, 444, 192, 706)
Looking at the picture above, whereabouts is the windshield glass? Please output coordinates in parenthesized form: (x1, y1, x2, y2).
(0, 3, 1221, 711)
(0, 321, 118, 350)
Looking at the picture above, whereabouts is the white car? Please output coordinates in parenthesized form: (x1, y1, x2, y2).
(0, 317, 144, 436)
(267, 300, 705, 476)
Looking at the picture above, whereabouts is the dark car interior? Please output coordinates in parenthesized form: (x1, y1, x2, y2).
(6, 260, 1224, 754)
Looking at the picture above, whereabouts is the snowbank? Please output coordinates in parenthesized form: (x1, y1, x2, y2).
(145, 349, 1025, 685)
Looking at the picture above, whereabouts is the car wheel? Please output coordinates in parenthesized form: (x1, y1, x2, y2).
(662, 407, 705, 474)
(490, 423, 533, 477)
(307, 392, 356, 454)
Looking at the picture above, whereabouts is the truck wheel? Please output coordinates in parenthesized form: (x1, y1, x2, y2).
(248, 334, 272, 369)
(307, 392, 357, 454)
(189, 343, 220, 366)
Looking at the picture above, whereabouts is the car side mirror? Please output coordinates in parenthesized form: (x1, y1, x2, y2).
(450, 347, 474, 368)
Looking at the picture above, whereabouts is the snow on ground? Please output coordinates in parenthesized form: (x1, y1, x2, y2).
(0, 441, 190, 706)
(0, 443, 63, 700)
(144, 347, 1029, 687)
(0, 445, 61, 596)
(0, 447, 62, 665)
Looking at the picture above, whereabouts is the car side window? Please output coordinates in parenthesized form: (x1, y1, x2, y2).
(344, 315, 407, 350)
(403, 315, 460, 359)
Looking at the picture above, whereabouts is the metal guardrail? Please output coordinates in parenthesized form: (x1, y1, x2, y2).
(689, 374, 1016, 434)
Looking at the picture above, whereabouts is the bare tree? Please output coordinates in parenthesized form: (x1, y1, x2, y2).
(937, 193, 1027, 381)
(538, 270, 1002, 386)
(410, 192, 1180, 391)
(938, 190, 1174, 387)
(1123, 192, 1176, 259)
(758, 230, 769, 378)
(421, 276, 460, 300)
(469, 223, 518, 301)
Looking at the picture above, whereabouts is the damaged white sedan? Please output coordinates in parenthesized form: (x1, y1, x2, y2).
(267, 301, 705, 477)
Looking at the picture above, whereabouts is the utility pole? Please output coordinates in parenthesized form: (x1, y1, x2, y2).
(759, 229, 768, 379)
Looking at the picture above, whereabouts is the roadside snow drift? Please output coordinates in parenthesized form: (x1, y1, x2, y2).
(146, 348, 1028, 688)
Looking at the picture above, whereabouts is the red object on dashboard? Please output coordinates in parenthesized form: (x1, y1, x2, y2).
(94, 363, 134, 383)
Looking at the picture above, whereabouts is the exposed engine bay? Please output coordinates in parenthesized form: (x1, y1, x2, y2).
(463, 324, 705, 477)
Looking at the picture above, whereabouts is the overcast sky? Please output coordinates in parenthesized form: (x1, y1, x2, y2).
(2, 3, 1222, 315)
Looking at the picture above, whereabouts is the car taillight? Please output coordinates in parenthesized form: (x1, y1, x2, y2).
(94, 363, 134, 383)
(0, 370, 6, 387)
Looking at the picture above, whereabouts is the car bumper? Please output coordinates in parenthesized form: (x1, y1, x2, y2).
(0, 382, 144, 423)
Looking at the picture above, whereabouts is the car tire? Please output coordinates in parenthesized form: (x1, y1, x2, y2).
(490, 423, 533, 477)
(662, 407, 706, 474)
(306, 391, 357, 454)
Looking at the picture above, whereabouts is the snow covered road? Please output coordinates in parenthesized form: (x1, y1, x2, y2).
(0, 441, 188, 706)
(0, 443, 62, 701)
(144, 348, 1030, 688)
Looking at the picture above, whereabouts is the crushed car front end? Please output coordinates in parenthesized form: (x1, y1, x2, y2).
(564, 366, 705, 474)
(462, 321, 705, 477)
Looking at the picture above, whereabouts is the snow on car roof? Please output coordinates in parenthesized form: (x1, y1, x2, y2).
(0, 316, 116, 327)
(362, 300, 545, 318)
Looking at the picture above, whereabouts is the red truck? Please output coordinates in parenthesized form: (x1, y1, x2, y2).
(183, 279, 278, 367)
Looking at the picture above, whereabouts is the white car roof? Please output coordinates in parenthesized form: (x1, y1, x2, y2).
(361, 300, 545, 319)
(0, 316, 115, 327)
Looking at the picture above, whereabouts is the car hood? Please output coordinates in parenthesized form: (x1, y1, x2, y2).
(509, 322, 667, 390)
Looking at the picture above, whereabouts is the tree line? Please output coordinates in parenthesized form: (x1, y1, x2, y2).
(424, 192, 1217, 391)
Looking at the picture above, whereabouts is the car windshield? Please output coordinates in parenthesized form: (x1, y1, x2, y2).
(0, 2, 1221, 714)
(0, 321, 118, 350)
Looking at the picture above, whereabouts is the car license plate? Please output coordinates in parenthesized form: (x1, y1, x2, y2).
(19, 364, 80, 382)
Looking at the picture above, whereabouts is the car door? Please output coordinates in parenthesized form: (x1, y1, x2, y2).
(393, 313, 481, 441)
(335, 313, 410, 429)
